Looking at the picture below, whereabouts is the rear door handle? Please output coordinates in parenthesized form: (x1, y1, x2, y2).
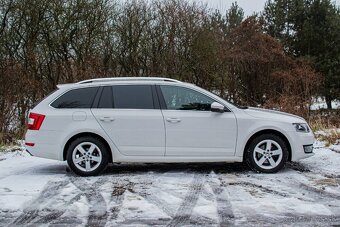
(166, 118, 181, 123)
(99, 117, 115, 122)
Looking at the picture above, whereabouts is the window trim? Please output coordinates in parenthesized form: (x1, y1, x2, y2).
(92, 86, 104, 108)
(49, 86, 100, 109)
(155, 85, 167, 110)
(95, 86, 116, 109)
(156, 85, 231, 112)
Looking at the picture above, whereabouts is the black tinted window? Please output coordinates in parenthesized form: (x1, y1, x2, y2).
(113, 85, 154, 109)
(98, 86, 113, 108)
(160, 85, 214, 111)
(51, 87, 98, 108)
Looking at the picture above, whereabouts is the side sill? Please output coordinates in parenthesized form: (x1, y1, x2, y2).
(112, 156, 243, 163)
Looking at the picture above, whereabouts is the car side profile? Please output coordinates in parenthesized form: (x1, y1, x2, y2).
(25, 77, 315, 176)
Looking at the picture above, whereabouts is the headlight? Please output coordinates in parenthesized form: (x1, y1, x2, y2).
(293, 123, 310, 133)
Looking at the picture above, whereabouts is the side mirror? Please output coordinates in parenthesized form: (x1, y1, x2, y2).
(211, 102, 225, 113)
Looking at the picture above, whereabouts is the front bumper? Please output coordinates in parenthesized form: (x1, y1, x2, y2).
(287, 130, 315, 161)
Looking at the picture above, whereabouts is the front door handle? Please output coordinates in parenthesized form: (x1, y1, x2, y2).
(166, 118, 182, 123)
(99, 117, 115, 122)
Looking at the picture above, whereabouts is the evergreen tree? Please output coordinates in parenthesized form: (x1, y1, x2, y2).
(263, 0, 340, 108)
(300, 0, 340, 108)
(226, 2, 244, 31)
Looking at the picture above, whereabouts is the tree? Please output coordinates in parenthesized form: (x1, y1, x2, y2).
(220, 16, 320, 118)
(226, 2, 244, 31)
(300, 0, 340, 108)
(263, 0, 340, 108)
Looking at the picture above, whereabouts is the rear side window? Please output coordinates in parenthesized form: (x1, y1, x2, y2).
(113, 85, 154, 109)
(51, 87, 98, 108)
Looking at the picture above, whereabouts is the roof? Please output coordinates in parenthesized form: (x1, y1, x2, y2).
(57, 77, 183, 89)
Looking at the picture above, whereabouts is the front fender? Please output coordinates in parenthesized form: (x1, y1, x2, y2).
(235, 121, 294, 159)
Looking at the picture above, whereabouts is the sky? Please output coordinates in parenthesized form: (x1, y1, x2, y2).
(192, 0, 340, 16)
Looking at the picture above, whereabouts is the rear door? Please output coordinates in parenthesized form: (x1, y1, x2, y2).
(91, 85, 165, 156)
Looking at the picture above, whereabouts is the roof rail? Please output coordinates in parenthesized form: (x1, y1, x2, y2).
(77, 77, 181, 84)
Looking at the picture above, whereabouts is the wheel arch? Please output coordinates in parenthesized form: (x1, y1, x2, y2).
(243, 129, 292, 161)
(63, 132, 113, 163)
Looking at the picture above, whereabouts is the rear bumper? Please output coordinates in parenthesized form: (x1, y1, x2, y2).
(25, 130, 63, 161)
(25, 143, 61, 160)
(25, 149, 33, 156)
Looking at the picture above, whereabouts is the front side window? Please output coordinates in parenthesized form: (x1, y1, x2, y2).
(113, 85, 154, 109)
(160, 85, 215, 111)
(51, 87, 98, 108)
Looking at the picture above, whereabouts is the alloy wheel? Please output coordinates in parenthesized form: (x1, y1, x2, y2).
(253, 139, 283, 170)
(72, 142, 103, 172)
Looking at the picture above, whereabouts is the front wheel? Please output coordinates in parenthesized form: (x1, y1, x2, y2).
(66, 137, 109, 176)
(245, 134, 289, 173)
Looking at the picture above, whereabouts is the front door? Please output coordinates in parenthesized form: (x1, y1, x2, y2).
(158, 85, 237, 157)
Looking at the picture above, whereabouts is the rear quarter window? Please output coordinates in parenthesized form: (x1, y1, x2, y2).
(51, 87, 98, 108)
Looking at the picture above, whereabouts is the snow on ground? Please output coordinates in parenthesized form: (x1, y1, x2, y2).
(310, 97, 340, 110)
(0, 143, 340, 226)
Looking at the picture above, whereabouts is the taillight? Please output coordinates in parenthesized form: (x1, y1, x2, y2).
(27, 113, 45, 130)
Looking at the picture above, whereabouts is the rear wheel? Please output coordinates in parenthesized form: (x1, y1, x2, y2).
(66, 137, 109, 176)
(245, 134, 288, 173)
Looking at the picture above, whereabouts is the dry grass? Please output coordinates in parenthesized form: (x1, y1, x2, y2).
(309, 114, 340, 146)
(314, 129, 340, 146)
(309, 117, 336, 132)
(0, 141, 22, 153)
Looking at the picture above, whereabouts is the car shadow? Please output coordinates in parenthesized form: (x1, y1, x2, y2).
(29, 160, 310, 177)
(30, 163, 68, 175)
(102, 162, 250, 175)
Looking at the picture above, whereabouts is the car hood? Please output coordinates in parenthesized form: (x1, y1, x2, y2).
(244, 107, 306, 123)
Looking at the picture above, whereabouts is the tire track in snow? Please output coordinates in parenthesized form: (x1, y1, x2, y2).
(109, 178, 135, 221)
(223, 171, 340, 224)
(281, 168, 340, 202)
(122, 172, 215, 226)
(11, 180, 69, 225)
(32, 210, 65, 225)
(143, 192, 175, 217)
(207, 173, 235, 227)
(113, 175, 175, 226)
(40, 192, 86, 225)
(68, 176, 108, 227)
(236, 213, 340, 226)
(167, 174, 204, 227)
(120, 173, 214, 226)
(227, 181, 290, 198)
(299, 183, 340, 200)
(243, 172, 337, 202)
(134, 175, 176, 218)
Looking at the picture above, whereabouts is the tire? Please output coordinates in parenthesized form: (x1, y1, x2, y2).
(245, 134, 289, 173)
(66, 136, 109, 176)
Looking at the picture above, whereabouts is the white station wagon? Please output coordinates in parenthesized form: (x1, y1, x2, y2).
(25, 77, 315, 176)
